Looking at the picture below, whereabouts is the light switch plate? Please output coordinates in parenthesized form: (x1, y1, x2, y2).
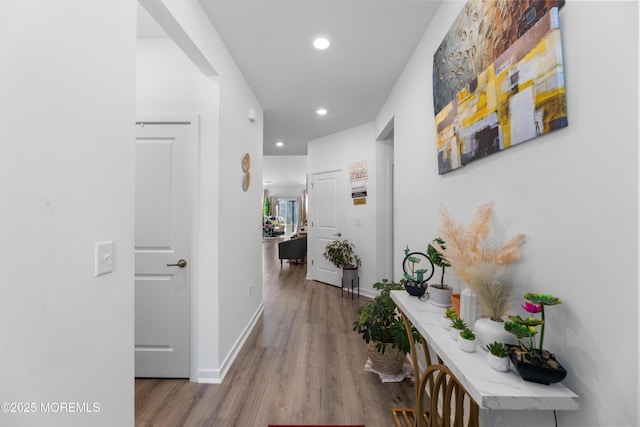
(95, 241, 114, 277)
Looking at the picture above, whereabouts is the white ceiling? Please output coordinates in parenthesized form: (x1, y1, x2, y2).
(138, 1, 442, 155)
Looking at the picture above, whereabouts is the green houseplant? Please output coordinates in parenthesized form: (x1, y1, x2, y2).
(427, 237, 453, 307)
(353, 279, 420, 375)
(323, 239, 361, 269)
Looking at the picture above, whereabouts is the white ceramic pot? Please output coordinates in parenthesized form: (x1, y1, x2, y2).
(440, 314, 452, 330)
(487, 353, 510, 372)
(429, 284, 453, 307)
(449, 327, 462, 341)
(458, 336, 476, 352)
(474, 317, 518, 350)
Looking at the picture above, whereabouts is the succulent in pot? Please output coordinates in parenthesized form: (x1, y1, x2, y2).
(449, 317, 468, 341)
(486, 341, 510, 372)
(458, 328, 477, 352)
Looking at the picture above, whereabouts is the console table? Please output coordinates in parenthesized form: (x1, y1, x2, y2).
(390, 290, 579, 425)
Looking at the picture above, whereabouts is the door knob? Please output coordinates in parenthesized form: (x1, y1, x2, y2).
(167, 259, 187, 268)
(334, 232, 342, 237)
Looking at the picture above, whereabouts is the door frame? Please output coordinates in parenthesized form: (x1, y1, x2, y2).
(135, 113, 199, 382)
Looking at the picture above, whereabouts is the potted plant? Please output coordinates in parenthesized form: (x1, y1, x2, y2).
(486, 341, 510, 372)
(401, 247, 434, 297)
(323, 239, 361, 286)
(440, 307, 457, 330)
(458, 328, 477, 352)
(352, 279, 421, 375)
(504, 293, 567, 385)
(427, 237, 453, 307)
(449, 317, 468, 341)
(433, 203, 525, 347)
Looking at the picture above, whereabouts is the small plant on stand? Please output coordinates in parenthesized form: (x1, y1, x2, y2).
(486, 341, 510, 371)
(323, 239, 361, 269)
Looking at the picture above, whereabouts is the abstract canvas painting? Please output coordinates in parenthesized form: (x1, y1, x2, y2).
(433, 0, 567, 174)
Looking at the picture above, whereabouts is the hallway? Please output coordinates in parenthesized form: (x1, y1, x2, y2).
(135, 237, 414, 426)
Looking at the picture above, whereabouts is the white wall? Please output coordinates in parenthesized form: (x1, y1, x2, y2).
(377, 1, 638, 425)
(263, 155, 307, 199)
(0, 2, 136, 426)
(138, 0, 264, 383)
(308, 123, 388, 296)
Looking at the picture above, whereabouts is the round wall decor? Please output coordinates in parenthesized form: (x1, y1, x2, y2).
(242, 153, 251, 191)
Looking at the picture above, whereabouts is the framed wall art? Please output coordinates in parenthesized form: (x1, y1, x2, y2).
(433, 0, 567, 174)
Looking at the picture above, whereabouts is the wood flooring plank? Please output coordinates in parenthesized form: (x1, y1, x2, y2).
(135, 237, 415, 426)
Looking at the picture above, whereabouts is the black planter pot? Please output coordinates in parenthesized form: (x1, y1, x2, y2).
(507, 345, 567, 385)
(404, 282, 426, 297)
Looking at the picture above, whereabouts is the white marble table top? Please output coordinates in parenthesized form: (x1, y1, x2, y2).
(391, 290, 580, 411)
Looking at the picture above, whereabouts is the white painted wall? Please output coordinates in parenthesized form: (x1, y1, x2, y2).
(0, 2, 136, 426)
(308, 123, 387, 296)
(376, 1, 638, 425)
(263, 155, 307, 199)
(138, 0, 264, 383)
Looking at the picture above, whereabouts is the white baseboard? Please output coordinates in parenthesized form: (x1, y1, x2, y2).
(197, 302, 265, 384)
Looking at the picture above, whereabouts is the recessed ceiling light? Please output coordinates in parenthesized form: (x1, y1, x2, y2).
(315, 108, 328, 116)
(275, 141, 284, 147)
(313, 38, 330, 50)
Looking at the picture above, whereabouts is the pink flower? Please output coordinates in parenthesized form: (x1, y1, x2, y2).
(522, 302, 542, 313)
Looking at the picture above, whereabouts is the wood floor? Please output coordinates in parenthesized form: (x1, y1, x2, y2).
(135, 237, 414, 426)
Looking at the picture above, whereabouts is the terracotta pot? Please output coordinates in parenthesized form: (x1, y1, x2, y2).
(451, 293, 461, 317)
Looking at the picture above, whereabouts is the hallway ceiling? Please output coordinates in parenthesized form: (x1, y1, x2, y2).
(137, 1, 442, 155)
(198, 0, 441, 155)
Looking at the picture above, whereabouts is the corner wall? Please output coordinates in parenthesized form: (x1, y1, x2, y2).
(377, 1, 638, 425)
(0, 1, 136, 426)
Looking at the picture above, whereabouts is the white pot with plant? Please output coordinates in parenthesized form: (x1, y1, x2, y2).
(323, 239, 361, 285)
(433, 202, 525, 350)
(449, 317, 467, 341)
(458, 328, 477, 352)
(486, 341, 510, 372)
(427, 237, 453, 307)
(440, 307, 457, 330)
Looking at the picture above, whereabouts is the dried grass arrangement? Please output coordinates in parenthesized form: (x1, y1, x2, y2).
(432, 203, 526, 321)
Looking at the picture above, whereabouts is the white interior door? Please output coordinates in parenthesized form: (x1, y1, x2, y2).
(134, 121, 191, 378)
(310, 169, 345, 287)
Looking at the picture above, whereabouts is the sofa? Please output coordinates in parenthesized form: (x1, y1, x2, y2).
(278, 235, 307, 265)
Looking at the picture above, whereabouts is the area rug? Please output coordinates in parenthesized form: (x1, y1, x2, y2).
(268, 425, 364, 427)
